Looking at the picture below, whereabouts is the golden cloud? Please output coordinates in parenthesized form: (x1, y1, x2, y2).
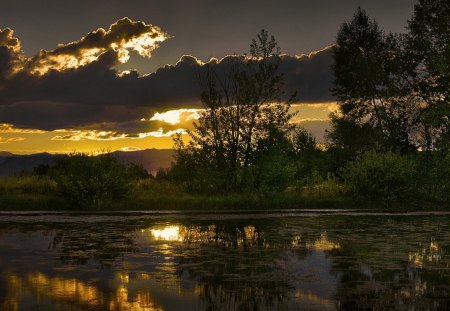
(52, 130, 127, 141)
(119, 146, 142, 152)
(148, 108, 202, 125)
(27, 18, 169, 75)
(0, 136, 25, 143)
(51, 128, 185, 141)
(0, 123, 47, 134)
(289, 102, 338, 124)
(135, 128, 186, 138)
(0, 28, 25, 76)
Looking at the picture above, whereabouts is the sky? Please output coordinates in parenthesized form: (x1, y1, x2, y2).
(0, 0, 417, 154)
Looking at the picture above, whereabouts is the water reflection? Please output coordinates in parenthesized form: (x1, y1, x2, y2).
(3, 271, 165, 311)
(409, 241, 442, 268)
(0, 215, 450, 310)
(149, 226, 182, 242)
(306, 232, 340, 251)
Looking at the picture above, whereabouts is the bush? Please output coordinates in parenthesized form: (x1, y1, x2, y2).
(342, 150, 418, 203)
(131, 178, 183, 196)
(52, 152, 147, 209)
(252, 154, 296, 192)
(0, 176, 57, 195)
(425, 152, 450, 204)
(299, 176, 348, 199)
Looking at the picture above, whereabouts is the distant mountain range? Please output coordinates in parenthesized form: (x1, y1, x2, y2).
(0, 149, 174, 176)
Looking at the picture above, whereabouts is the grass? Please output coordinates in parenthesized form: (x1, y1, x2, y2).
(0, 176, 355, 211)
(109, 178, 356, 210)
(0, 176, 444, 211)
(0, 194, 69, 211)
(0, 176, 57, 195)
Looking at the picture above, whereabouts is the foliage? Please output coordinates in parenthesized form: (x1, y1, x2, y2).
(332, 8, 420, 153)
(51, 152, 148, 209)
(326, 113, 385, 153)
(290, 126, 317, 156)
(298, 177, 349, 200)
(342, 150, 418, 203)
(172, 30, 295, 192)
(3, 2, 450, 210)
(0, 175, 56, 195)
(420, 152, 450, 203)
(405, 0, 450, 149)
(326, 2, 449, 205)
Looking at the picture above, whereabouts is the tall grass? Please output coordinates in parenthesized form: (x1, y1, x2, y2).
(0, 176, 57, 195)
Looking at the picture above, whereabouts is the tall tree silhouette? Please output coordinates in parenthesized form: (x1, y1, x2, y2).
(173, 30, 294, 191)
(405, 0, 450, 149)
(330, 8, 420, 153)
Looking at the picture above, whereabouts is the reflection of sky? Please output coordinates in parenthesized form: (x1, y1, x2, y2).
(0, 215, 449, 310)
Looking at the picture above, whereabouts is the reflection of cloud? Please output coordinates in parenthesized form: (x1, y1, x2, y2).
(408, 241, 441, 268)
(306, 232, 340, 251)
(294, 289, 335, 309)
(2, 272, 164, 311)
(150, 226, 182, 241)
(143, 224, 269, 248)
(146, 225, 217, 243)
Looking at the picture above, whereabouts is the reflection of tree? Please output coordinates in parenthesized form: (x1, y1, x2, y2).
(0, 221, 137, 266)
(164, 224, 305, 310)
(330, 235, 450, 310)
(335, 262, 450, 310)
(136, 220, 342, 310)
(5, 216, 450, 310)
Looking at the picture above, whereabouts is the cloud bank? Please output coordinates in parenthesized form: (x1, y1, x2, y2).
(0, 19, 335, 137)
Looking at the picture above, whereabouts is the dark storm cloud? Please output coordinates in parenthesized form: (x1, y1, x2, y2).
(280, 47, 335, 102)
(0, 21, 334, 133)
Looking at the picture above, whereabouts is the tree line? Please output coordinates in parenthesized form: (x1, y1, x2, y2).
(160, 0, 450, 205)
(21, 0, 448, 209)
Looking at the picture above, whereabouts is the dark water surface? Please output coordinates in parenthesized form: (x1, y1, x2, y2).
(1, 211, 450, 310)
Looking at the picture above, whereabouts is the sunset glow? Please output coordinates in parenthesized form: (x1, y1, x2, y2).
(149, 109, 202, 125)
(0, 103, 337, 154)
(150, 226, 182, 241)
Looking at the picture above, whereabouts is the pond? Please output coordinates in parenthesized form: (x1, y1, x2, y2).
(0, 211, 449, 310)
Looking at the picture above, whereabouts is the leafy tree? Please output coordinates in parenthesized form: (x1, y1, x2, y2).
(342, 150, 418, 203)
(250, 126, 296, 192)
(52, 152, 147, 209)
(173, 30, 295, 192)
(405, 0, 450, 148)
(418, 151, 450, 203)
(331, 8, 419, 153)
(290, 126, 317, 156)
(326, 113, 383, 153)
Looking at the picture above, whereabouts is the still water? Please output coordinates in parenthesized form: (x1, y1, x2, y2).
(0, 211, 450, 310)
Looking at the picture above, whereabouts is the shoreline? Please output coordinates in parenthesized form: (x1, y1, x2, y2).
(1, 209, 449, 216)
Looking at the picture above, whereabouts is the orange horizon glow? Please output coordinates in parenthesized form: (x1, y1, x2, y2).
(0, 102, 337, 154)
